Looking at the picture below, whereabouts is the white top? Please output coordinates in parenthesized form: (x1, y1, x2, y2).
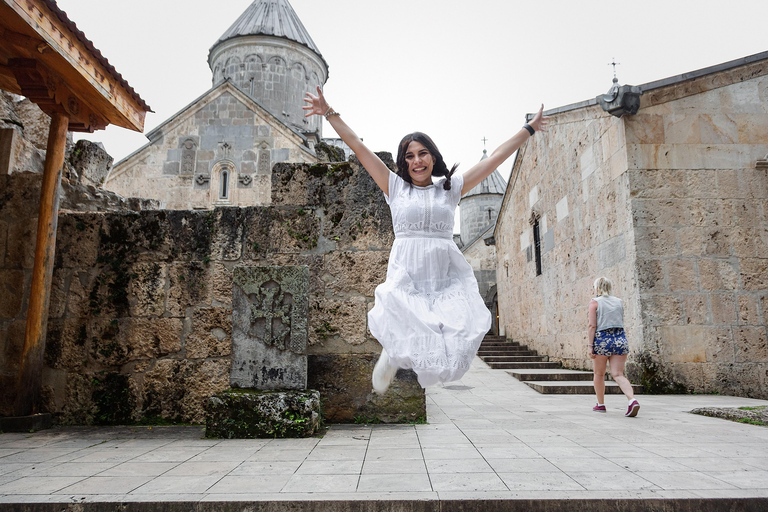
(594, 295, 624, 331)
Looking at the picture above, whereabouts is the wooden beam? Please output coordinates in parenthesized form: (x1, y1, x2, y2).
(14, 111, 68, 417)
(2, 0, 147, 132)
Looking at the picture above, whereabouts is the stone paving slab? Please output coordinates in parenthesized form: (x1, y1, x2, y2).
(1, 358, 768, 510)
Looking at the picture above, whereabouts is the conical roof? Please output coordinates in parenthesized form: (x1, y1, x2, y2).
(462, 149, 507, 198)
(212, 0, 323, 57)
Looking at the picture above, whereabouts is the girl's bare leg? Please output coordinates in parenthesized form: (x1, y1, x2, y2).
(593, 355, 608, 404)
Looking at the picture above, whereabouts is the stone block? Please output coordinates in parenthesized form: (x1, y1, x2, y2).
(309, 296, 368, 348)
(636, 259, 666, 293)
(166, 261, 212, 317)
(142, 359, 230, 424)
(211, 207, 244, 261)
(597, 234, 625, 270)
(5, 217, 36, 268)
(128, 262, 166, 317)
(734, 327, 768, 363)
(68, 140, 113, 187)
(205, 388, 321, 438)
(738, 294, 760, 325)
(682, 294, 708, 325)
(698, 259, 738, 290)
(660, 325, 707, 363)
(308, 354, 426, 424)
(324, 251, 389, 298)
(186, 307, 231, 359)
(0, 269, 24, 319)
(710, 293, 737, 325)
(44, 319, 87, 371)
(740, 258, 768, 291)
(115, 317, 183, 360)
(640, 294, 682, 326)
(667, 259, 698, 292)
(714, 363, 765, 399)
(231, 266, 308, 390)
(54, 214, 101, 269)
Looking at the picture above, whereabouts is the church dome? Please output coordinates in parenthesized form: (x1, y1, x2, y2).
(458, 149, 507, 246)
(211, 0, 325, 61)
(208, 0, 328, 136)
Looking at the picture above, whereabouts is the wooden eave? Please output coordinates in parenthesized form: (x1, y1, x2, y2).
(0, 0, 150, 132)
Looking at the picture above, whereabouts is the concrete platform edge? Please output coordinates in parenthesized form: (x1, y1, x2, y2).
(1, 498, 768, 512)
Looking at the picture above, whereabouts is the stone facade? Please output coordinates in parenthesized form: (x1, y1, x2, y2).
(1, 153, 428, 424)
(105, 83, 317, 209)
(102, 0, 328, 210)
(495, 54, 768, 398)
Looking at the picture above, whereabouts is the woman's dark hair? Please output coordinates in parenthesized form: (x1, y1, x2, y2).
(395, 132, 459, 190)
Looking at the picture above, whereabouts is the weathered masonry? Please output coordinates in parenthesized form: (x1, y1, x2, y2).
(495, 51, 768, 399)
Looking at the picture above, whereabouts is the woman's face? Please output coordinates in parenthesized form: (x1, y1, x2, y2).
(404, 141, 435, 187)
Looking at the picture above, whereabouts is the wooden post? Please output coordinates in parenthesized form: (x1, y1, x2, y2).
(14, 112, 69, 417)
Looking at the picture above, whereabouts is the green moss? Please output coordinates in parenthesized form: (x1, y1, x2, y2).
(314, 321, 338, 340)
(636, 353, 689, 394)
(91, 373, 134, 425)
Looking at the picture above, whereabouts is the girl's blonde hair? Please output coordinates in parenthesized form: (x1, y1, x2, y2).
(593, 277, 612, 297)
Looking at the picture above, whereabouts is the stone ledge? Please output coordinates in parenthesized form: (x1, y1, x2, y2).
(205, 389, 321, 438)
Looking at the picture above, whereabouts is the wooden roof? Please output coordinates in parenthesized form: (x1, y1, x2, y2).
(0, 0, 150, 132)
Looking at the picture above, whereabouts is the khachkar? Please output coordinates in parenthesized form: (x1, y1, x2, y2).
(231, 266, 308, 389)
(206, 266, 321, 438)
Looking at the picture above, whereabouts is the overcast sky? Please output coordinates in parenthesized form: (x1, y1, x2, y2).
(60, 0, 766, 183)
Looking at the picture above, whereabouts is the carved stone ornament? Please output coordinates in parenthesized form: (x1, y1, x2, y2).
(195, 174, 210, 185)
(757, 154, 768, 170)
(528, 209, 541, 226)
(239, 174, 253, 186)
(231, 266, 309, 390)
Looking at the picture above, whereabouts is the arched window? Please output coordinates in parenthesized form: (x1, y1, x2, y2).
(220, 168, 229, 200)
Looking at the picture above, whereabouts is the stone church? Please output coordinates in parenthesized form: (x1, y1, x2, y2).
(104, 0, 330, 209)
(455, 149, 506, 333)
(495, 51, 768, 399)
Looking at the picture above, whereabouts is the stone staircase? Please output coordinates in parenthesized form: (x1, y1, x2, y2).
(477, 335, 643, 395)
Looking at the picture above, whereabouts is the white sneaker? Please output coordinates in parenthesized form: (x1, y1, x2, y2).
(372, 349, 398, 394)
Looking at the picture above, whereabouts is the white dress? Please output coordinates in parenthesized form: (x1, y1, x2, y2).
(367, 172, 492, 387)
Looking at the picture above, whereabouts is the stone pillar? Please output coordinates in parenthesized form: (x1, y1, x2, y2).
(231, 265, 308, 390)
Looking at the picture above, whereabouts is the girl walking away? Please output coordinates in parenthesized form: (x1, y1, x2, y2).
(588, 277, 640, 417)
(304, 86, 548, 393)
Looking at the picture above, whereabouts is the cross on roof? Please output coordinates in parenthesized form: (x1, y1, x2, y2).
(481, 136, 488, 148)
(608, 58, 621, 80)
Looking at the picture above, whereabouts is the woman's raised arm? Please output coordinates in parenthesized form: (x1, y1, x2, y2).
(460, 105, 548, 196)
(304, 86, 390, 194)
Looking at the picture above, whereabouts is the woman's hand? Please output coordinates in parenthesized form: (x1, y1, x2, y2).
(589, 348, 596, 360)
(528, 104, 549, 132)
(303, 86, 331, 118)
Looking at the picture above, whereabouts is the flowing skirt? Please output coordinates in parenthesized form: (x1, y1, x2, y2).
(367, 236, 491, 387)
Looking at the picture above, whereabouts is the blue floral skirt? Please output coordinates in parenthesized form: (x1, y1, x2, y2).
(593, 328, 629, 356)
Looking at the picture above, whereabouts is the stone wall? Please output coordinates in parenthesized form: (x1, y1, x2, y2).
(624, 72, 768, 396)
(496, 105, 638, 372)
(496, 61, 768, 398)
(462, 234, 497, 305)
(1, 155, 427, 424)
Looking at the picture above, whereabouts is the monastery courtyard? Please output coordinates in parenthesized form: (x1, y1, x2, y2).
(1, 358, 767, 511)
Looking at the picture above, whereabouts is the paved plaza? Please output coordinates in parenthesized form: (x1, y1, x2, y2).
(1, 358, 767, 508)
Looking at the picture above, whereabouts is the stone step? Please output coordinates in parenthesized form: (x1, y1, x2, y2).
(482, 353, 538, 361)
(507, 368, 595, 382)
(486, 359, 550, 369)
(486, 361, 561, 369)
(523, 380, 644, 394)
(477, 349, 533, 356)
(479, 342, 522, 349)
